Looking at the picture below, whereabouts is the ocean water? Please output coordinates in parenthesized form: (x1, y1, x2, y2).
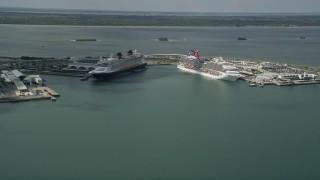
(1, 25, 320, 179)
(0, 25, 320, 65)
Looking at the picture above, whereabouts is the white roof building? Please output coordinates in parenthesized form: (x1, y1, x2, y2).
(13, 80, 28, 91)
(11, 70, 26, 80)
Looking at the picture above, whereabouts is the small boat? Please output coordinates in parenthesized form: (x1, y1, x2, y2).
(80, 77, 88, 81)
(80, 74, 92, 81)
(258, 83, 264, 87)
(51, 97, 56, 101)
(249, 83, 257, 87)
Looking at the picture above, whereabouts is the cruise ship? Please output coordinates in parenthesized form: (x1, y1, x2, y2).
(89, 50, 147, 80)
(177, 51, 243, 81)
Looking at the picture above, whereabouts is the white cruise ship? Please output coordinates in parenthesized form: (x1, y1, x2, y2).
(177, 51, 243, 82)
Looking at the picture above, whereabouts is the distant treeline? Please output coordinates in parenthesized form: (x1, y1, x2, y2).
(20, 56, 56, 60)
(1, 11, 320, 26)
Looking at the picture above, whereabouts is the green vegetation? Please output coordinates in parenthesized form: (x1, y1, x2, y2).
(238, 37, 247, 40)
(1, 11, 320, 26)
(158, 37, 169, 41)
(20, 56, 55, 60)
(74, 39, 97, 41)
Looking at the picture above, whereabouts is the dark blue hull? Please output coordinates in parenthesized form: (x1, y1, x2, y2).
(91, 63, 147, 80)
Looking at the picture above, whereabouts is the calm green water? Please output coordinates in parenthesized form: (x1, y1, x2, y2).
(1, 25, 320, 179)
(1, 25, 320, 65)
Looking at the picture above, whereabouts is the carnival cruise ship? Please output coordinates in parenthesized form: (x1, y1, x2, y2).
(177, 51, 243, 81)
(89, 50, 147, 79)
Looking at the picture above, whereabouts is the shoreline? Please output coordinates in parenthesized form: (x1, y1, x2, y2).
(1, 54, 319, 104)
(1, 10, 320, 27)
(2, 24, 320, 28)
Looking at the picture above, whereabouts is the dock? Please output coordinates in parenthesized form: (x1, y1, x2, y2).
(0, 95, 52, 103)
(246, 79, 320, 87)
(292, 80, 320, 85)
(36, 86, 60, 97)
(0, 85, 60, 103)
(0, 69, 60, 103)
(0, 86, 60, 103)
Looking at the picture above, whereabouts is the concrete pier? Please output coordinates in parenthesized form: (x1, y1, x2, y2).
(0, 69, 60, 103)
(245, 78, 320, 86)
(0, 95, 52, 103)
(292, 80, 320, 85)
(0, 85, 60, 103)
(36, 86, 60, 97)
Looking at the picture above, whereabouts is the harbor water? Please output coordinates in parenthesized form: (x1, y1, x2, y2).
(1, 25, 320, 179)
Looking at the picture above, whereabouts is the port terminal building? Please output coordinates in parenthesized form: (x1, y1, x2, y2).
(66, 57, 99, 71)
(0, 70, 43, 96)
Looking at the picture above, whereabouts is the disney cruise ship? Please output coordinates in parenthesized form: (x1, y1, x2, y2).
(89, 50, 147, 80)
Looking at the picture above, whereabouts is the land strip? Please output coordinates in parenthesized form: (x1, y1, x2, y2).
(1, 11, 320, 26)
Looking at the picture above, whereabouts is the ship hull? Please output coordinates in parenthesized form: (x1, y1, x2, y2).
(177, 64, 239, 82)
(91, 63, 147, 80)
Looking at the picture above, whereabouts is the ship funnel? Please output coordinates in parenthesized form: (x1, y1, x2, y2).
(127, 50, 133, 56)
(116, 52, 122, 59)
(192, 50, 200, 59)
